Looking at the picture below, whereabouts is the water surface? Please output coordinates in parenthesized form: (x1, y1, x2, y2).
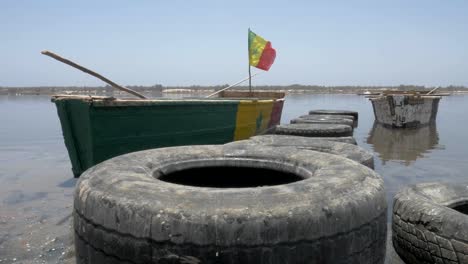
(1, 94, 468, 263)
(282, 94, 468, 205)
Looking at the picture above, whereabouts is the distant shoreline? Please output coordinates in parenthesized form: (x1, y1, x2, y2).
(1, 85, 468, 96)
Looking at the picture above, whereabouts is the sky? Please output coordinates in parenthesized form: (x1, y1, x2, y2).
(1, 0, 467, 87)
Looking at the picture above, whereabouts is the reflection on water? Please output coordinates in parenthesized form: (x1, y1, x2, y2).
(367, 123, 442, 166)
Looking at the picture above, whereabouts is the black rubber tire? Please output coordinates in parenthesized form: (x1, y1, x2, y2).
(273, 123, 353, 137)
(74, 144, 387, 264)
(299, 114, 355, 121)
(308, 110, 359, 120)
(385, 223, 406, 264)
(232, 135, 373, 168)
(291, 117, 354, 127)
(299, 114, 358, 128)
(252, 134, 358, 145)
(392, 182, 468, 264)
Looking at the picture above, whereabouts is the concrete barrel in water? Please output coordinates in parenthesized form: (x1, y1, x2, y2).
(369, 95, 441, 128)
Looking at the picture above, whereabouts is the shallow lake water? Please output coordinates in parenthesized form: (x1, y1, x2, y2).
(1, 93, 467, 263)
(282, 94, 468, 206)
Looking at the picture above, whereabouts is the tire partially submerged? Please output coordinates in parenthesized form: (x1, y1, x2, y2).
(233, 135, 373, 168)
(299, 114, 355, 121)
(392, 182, 468, 264)
(252, 134, 357, 145)
(273, 123, 353, 137)
(291, 117, 354, 127)
(75, 144, 387, 264)
(298, 114, 357, 128)
(308, 110, 359, 120)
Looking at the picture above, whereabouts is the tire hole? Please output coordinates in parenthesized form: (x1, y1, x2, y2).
(452, 203, 468, 215)
(158, 166, 303, 188)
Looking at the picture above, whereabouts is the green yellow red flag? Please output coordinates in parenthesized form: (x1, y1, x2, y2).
(248, 29, 276, 71)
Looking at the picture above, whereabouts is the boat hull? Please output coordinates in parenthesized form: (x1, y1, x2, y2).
(370, 95, 441, 128)
(53, 94, 284, 177)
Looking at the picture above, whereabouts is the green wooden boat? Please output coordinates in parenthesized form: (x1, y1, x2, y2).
(52, 91, 285, 177)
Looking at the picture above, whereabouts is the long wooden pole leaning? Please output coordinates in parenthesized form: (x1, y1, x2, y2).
(41, 50, 147, 99)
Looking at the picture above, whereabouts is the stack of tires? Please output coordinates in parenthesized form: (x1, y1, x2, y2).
(273, 109, 358, 141)
(73, 109, 390, 264)
(263, 109, 365, 167)
(213, 109, 388, 263)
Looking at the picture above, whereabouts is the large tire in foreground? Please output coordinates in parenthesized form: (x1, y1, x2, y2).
(392, 182, 468, 264)
(74, 144, 387, 264)
(309, 110, 359, 120)
(252, 134, 358, 145)
(273, 123, 353, 137)
(230, 135, 374, 168)
(291, 117, 355, 127)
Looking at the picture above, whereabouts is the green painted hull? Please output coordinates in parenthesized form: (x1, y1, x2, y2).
(53, 94, 284, 177)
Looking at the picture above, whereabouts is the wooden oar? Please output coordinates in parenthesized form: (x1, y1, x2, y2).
(41, 50, 147, 99)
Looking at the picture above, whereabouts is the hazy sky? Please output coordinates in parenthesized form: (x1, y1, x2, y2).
(1, 0, 467, 87)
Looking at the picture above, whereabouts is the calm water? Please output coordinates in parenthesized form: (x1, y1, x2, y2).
(1, 94, 467, 263)
(282, 94, 468, 204)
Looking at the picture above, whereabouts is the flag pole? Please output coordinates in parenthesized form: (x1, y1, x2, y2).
(248, 65, 252, 93)
(248, 28, 252, 94)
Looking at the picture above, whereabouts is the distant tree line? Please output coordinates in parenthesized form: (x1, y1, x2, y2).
(1, 84, 467, 96)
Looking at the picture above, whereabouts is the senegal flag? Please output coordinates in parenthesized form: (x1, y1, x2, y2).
(248, 29, 276, 71)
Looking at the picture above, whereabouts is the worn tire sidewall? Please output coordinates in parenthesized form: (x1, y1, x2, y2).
(74, 145, 386, 263)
